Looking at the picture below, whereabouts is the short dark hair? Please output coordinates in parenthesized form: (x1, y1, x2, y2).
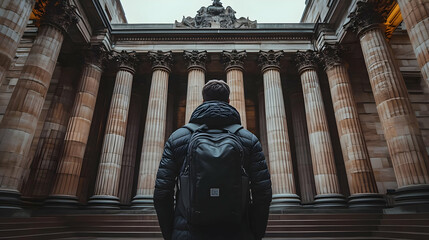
(202, 79, 230, 102)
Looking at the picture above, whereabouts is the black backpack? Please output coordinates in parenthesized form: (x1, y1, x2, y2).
(177, 123, 250, 226)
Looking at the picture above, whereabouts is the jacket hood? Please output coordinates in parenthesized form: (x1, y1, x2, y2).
(189, 100, 241, 127)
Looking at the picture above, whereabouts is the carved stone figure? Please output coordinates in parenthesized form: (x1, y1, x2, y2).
(175, 1, 256, 29)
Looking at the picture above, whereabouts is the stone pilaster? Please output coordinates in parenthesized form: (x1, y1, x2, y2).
(45, 46, 107, 208)
(295, 50, 346, 207)
(184, 50, 206, 123)
(223, 50, 247, 128)
(0, 0, 35, 85)
(258, 50, 300, 209)
(132, 51, 173, 208)
(21, 58, 78, 202)
(290, 92, 316, 204)
(0, 1, 78, 209)
(397, 0, 429, 89)
(89, 51, 138, 209)
(347, 1, 429, 206)
(321, 44, 385, 208)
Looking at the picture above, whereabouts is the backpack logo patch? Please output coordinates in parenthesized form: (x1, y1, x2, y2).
(210, 188, 220, 197)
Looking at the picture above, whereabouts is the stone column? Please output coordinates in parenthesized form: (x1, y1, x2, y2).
(88, 51, 138, 208)
(258, 50, 300, 209)
(397, 0, 429, 89)
(321, 44, 385, 208)
(45, 46, 107, 208)
(257, 87, 269, 164)
(0, 2, 78, 208)
(132, 51, 173, 208)
(118, 91, 143, 205)
(295, 50, 346, 207)
(184, 50, 206, 123)
(289, 92, 316, 204)
(0, 0, 35, 85)
(223, 50, 247, 128)
(347, 1, 429, 206)
(21, 58, 77, 202)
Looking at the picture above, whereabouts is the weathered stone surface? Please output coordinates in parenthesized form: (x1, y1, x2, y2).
(90, 51, 137, 208)
(290, 92, 316, 204)
(397, 0, 429, 89)
(0, 23, 65, 195)
(296, 50, 346, 207)
(259, 50, 299, 207)
(0, 0, 35, 86)
(133, 51, 172, 208)
(118, 91, 143, 205)
(348, 1, 429, 189)
(47, 49, 105, 206)
(223, 50, 247, 128)
(175, 0, 256, 29)
(22, 63, 76, 200)
(321, 45, 379, 195)
(184, 50, 206, 123)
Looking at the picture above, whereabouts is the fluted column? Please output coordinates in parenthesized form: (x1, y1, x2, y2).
(321, 45, 385, 208)
(347, 1, 429, 206)
(0, 0, 35, 85)
(290, 92, 316, 204)
(184, 50, 206, 123)
(0, 2, 78, 209)
(397, 0, 429, 89)
(258, 87, 269, 165)
(132, 51, 173, 208)
(45, 46, 107, 208)
(223, 50, 247, 128)
(295, 51, 346, 207)
(118, 91, 143, 205)
(21, 59, 77, 202)
(258, 50, 300, 209)
(88, 51, 138, 208)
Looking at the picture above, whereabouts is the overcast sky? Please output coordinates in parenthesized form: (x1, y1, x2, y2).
(121, 0, 306, 23)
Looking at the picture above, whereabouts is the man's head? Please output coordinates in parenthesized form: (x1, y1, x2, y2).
(202, 79, 230, 103)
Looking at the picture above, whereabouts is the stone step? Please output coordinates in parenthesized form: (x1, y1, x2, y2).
(266, 225, 378, 231)
(373, 231, 429, 240)
(0, 227, 70, 238)
(265, 230, 373, 238)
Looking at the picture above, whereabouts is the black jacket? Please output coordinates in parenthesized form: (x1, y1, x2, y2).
(154, 101, 272, 240)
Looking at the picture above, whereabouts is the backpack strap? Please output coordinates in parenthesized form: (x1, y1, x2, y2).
(183, 123, 201, 133)
(224, 124, 243, 134)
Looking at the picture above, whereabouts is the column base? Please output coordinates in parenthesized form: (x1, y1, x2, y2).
(270, 194, 301, 212)
(0, 190, 22, 209)
(314, 194, 347, 208)
(87, 195, 120, 209)
(394, 184, 429, 206)
(44, 195, 79, 208)
(131, 195, 155, 211)
(348, 193, 386, 208)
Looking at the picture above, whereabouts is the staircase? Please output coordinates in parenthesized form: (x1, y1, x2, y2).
(1, 213, 428, 239)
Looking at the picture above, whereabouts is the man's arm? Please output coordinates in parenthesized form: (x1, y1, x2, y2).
(248, 134, 272, 240)
(154, 138, 177, 240)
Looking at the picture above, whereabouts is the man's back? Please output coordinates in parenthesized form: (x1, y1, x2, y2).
(154, 100, 272, 240)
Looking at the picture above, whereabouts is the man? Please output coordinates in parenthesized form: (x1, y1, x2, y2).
(154, 79, 272, 240)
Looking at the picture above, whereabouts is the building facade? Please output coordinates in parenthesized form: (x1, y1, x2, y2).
(0, 0, 428, 214)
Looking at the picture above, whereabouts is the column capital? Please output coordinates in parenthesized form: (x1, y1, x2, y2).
(258, 50, 284, 73)
(222, 50, 247, 72)
(320, 44, 344, 71)
(295, 50, 319, 74)
(35, 0, 79, 33)
(184, 50, 207, 72)
(148, 51, 173, 73)
(345, 0, 391, 36)
(113, 50, 139, 74)
(83, 45, 110, 70)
